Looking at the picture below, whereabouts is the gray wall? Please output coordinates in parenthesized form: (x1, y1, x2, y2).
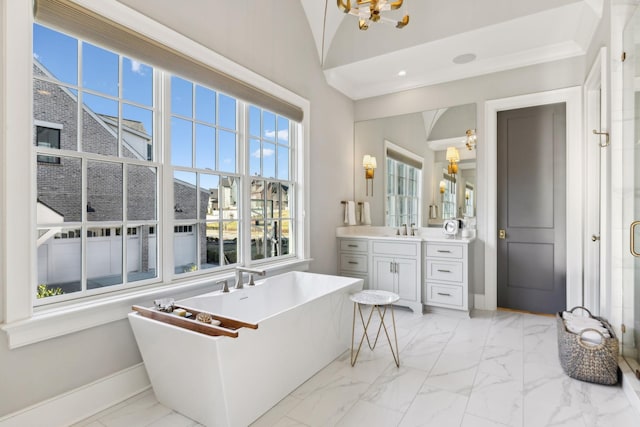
(0, 0, 355, 416)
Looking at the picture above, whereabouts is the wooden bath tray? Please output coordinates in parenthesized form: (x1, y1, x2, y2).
(132, 305, 256, 338)
(173, 304, 259, 331)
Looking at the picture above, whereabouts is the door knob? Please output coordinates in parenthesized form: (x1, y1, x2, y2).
(591, 234, 600, 242)
(498, 229, 506, 240)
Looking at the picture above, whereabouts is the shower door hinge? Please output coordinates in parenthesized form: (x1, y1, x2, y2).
(622, 51, 627, 62)
(621, 324, 626, 333)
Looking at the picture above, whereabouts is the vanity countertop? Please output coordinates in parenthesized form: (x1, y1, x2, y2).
(336, 226, 475, 243)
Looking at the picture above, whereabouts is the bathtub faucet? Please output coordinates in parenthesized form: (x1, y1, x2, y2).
(234, 266, 266, 289)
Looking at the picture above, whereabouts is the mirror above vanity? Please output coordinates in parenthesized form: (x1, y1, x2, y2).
(354, 103, 477, 228)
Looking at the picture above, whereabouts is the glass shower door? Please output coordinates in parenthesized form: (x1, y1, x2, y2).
(622, 5, 640, 374)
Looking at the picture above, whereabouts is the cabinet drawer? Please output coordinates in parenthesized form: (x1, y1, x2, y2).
(426, 243, 463, 259)
(426, 260, 463, 282)
(340, 239, 368, 252)
(426, 282, 463, 307)
(340, 253, 368, 273)
(372, 241, 417, 257)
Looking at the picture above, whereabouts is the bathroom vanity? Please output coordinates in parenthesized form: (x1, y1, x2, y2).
(338, 227, 473, 315)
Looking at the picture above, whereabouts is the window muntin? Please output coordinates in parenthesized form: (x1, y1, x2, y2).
(386, 157, 420, 227)
(33, 24, 159, 302)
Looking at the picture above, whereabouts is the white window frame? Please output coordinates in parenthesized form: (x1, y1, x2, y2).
(1, 0, 310, 348)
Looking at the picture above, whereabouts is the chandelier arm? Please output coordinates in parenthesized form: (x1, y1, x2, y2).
(337, 0, 351, 13)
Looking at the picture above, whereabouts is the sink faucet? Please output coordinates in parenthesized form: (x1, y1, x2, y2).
(234, 266, 266, 289)
(410, 223, 416, 236)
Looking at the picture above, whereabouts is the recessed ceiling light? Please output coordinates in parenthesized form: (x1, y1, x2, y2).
(397, 70, 407, 77)
(452, 53, 477, 64)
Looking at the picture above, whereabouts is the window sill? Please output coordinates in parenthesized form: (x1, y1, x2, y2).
(1, 258, 312, 349)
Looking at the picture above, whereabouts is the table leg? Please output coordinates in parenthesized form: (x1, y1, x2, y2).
(351, 302, 400, 367)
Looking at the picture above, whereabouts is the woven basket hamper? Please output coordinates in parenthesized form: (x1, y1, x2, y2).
(556, 306, 619, 385)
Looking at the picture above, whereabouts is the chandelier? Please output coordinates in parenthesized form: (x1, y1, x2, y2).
(337, 0, 410, 31)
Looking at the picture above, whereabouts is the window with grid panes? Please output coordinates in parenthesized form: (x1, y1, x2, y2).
(385, 157, 420, 227)
(248, 106, 294, 260)
(32, 22, 299, 305)
(33, 23, 158, 302)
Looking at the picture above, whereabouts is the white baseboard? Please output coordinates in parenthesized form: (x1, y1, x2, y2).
(0, 363, 150, 427)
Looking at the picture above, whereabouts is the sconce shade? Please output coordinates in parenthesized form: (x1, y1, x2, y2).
(445, 147, 460, 162)
(363, 155, 377, 169)
(439, 180, 446, 194)
(446, 146, 460, 175)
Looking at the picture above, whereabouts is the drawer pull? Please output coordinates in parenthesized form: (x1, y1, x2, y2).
(348, 244, 358, 248)
(437, 269, 451, 273)
(348, 261, 359, 265)
(437, 250, 451, 253)
(437, 292, 452, 296)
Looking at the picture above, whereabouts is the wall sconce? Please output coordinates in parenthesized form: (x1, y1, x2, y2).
(439, 180, 446, 194)
(465, 129, 477, 151)
(465, 189, 470, 200)
(363, 154, 377, 196)
(446, 146, 460, 175)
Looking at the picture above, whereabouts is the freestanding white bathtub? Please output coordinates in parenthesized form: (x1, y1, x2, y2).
(128, 271, 363, 427)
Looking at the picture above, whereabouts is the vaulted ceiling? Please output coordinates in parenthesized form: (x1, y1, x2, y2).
(301, 0, 603, 100)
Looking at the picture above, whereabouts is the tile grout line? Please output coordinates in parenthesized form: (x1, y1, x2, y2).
(395, 315, 461, 427)
(457, 310, 497, 426)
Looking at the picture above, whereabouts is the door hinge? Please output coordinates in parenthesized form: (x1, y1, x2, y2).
(621, 324, 627, 333)
(622, 51, 627, 62)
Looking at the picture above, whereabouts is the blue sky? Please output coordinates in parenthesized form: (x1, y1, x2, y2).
(33, 23, 289, 180)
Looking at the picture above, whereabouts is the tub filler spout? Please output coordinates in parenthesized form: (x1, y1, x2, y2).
(234, 266, 266, 289)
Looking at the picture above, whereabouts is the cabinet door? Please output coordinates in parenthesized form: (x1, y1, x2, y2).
(373, 256, 395, 292)
(396, 257, 418, 301)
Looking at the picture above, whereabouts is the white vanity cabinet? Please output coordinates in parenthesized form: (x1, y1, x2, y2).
(424, 241, 472, 314)
(338, 238, 369, 289)
(371, 240, 422, 314)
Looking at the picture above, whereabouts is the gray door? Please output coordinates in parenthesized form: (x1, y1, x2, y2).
(497, 103, 566, 314)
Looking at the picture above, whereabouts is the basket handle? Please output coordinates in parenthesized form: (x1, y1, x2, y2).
(577, 328, 606, 350)
(568, 306, 594, 318)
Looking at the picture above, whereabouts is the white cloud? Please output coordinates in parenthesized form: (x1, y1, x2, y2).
(251, 148, 275, 158)
(33, 53, 40, 60)
(130, 60, 145, 75)
(264, 130, 289, 141)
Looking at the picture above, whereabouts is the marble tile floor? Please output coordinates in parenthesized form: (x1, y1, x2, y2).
(74, 309, 640, 427)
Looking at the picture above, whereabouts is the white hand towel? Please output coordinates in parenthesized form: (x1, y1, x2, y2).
(362, 202, 372, 225)
(344, 201, 357, 226)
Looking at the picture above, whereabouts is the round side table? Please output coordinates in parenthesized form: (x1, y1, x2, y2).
(350, 290, 400, 367)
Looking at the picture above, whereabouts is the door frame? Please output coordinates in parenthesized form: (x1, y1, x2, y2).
(583, 47, 609, 316)
(482, 86, 583, 311)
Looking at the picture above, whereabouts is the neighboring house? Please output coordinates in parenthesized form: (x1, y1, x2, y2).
(33, 60, 214, 289)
